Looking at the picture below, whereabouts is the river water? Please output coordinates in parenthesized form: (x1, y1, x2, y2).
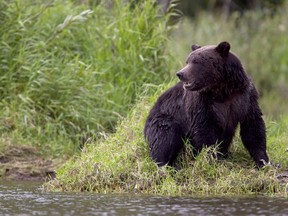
(0, 181, 288, 216)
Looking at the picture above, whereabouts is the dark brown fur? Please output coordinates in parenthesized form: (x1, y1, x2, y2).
(144, 41, 269, 168)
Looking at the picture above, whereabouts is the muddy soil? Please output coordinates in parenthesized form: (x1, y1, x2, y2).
(0, 145, 59, 181)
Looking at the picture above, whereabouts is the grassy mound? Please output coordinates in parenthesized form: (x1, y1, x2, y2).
(45, 82, 288, 197)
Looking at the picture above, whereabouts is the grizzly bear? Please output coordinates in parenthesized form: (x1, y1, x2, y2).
(144, 41, 269, 168)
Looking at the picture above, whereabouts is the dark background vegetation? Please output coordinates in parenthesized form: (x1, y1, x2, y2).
(174, 0, 285, 16)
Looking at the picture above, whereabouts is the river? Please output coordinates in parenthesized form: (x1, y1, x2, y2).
(0, 181, 287, 215)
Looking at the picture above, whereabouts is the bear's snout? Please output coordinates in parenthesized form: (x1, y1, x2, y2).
(176, 71, 184, 80)
(176, 64, 191, 81)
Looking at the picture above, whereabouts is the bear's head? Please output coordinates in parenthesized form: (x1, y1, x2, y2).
(176, 41, 247, 93)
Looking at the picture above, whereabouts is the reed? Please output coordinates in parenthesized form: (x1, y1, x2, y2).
(0, 0, 171, 156)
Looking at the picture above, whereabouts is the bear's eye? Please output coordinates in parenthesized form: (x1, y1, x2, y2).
(192, 59, 199, 64)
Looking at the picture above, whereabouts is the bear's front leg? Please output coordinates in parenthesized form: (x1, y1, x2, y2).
(240, 100, 269, 168)
(144, 115, 184, 166)
(189, 119, 220, 157)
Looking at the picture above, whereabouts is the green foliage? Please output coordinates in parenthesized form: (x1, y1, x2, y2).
(44, 82, 288, 197)
(0, 0, 171, 155)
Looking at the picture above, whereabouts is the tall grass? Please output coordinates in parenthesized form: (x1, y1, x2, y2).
(0, 0, 171, 155)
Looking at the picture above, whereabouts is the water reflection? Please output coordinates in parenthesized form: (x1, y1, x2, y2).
(0, 181, 287, 216)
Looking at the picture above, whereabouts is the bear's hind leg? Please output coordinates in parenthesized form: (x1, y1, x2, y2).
(144, 116, 184, 166)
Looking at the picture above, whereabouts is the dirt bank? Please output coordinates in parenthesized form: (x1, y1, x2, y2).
(0, 145, 59, 181)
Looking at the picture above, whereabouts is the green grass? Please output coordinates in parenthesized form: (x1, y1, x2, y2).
(44, 82, 288, 197)
(0, 0, 172, 157)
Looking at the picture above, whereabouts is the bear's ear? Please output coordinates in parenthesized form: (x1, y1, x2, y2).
(215, 41, 230, 57)
(191, 44, 201, 51)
